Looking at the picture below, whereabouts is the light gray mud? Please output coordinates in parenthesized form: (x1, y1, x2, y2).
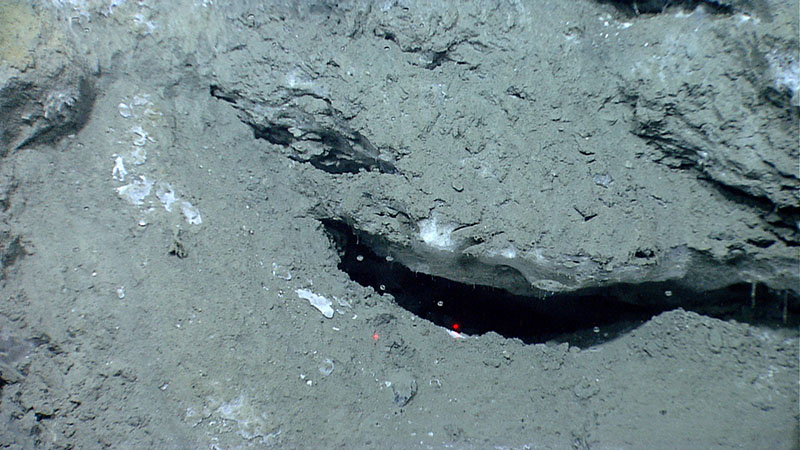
(0, 1, 797, 448)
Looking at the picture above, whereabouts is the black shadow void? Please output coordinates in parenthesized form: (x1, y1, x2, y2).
(322, 220, 797, 346)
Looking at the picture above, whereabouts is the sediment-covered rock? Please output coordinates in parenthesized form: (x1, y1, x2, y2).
(208, 0, 798, 304)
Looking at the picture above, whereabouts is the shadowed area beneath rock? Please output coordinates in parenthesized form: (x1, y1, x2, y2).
(323, 219, 798, 346)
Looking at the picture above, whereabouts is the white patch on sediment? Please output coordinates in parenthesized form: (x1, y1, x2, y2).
(418, 216, 456, 251)
(296, 288, 334, 318)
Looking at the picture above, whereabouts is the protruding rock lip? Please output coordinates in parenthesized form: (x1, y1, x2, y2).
(323, 217, 800, 308)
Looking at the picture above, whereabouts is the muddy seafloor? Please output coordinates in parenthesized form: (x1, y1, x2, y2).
(0, 1, 798, 448)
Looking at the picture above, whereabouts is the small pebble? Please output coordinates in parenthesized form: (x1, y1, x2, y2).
(593, 173, 613, 188)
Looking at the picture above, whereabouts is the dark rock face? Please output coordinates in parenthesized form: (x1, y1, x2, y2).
(211, 84, 397, 174)
(0, 3, 96, 154)
(596, 0, 752, 16)
(207, 1, 798, 306)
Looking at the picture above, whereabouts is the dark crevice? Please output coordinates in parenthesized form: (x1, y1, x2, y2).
(0, 232, 25, 279)
(322, 219, 798, 346)
(249, 122, 396, 174)
(34, 412, 53, 422)
(209, 84, 238, 104)
(251, 122, 397, 174)
(596, 0, 734, 16)
(746, 237, 775, 248)
(252, 124, 293, 146)
(379, 31, 397, 43)
(210, 85, 397, 175)
(423, 51, 451, 70)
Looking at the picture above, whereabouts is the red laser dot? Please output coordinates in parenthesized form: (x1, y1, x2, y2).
(452, 323, 460, 331)
(372, 332, 380, 341)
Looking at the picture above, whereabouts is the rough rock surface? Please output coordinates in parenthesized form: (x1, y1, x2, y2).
(0, 1, 796, 448)
(210, 0, 799, 301)
(0, 2, 96, 154)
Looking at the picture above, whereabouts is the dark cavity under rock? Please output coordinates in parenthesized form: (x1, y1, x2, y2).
(210, 84, 397, 174)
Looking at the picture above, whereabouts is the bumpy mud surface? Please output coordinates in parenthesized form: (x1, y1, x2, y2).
(0, 1, 797, 448)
